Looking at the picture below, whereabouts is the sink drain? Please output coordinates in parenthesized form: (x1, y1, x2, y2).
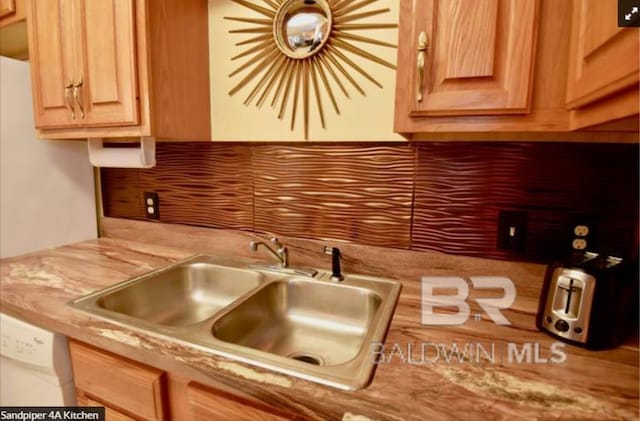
(288, 352, 324, 366)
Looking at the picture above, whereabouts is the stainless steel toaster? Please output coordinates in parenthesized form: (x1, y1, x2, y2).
(537, 252, 636, 350)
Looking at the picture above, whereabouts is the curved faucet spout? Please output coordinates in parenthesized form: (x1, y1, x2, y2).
(249, 238, 289, 268)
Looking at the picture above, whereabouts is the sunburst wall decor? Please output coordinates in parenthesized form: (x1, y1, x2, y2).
(225, 0, 397, 139)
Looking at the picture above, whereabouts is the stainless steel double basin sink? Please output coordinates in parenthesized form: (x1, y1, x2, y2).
(69, 255, 401, 390)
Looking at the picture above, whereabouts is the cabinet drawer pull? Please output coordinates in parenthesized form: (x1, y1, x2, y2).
(416, 31, 428, 103)
(73, 79, 85, 119)
(64, 82, 76, 119)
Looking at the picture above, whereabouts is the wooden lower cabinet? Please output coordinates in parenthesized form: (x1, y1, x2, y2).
(183, 382, 292, 421)
(69, 340, 297, 421)
(76, 393, 136, 421)
(69, 341, 167, 420)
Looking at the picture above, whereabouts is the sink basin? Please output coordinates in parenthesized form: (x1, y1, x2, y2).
(69, 254, 401, 390)
(212, 279, 382, 366)
(95, 262, 263, 326)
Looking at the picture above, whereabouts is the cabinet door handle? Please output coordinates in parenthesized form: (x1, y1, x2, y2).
(73, 79, 85, 119)
(416, 31, 428, 103)
(64, 82, 76, 119)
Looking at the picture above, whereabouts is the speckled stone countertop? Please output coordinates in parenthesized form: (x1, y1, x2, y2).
(1, 220, 638, 420)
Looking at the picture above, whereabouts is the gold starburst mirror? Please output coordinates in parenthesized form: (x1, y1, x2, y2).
(225, 0, 397, 139)
(274, 0, 332, 59)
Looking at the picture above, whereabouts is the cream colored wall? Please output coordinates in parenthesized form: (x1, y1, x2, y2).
(208, 0, 403, 141)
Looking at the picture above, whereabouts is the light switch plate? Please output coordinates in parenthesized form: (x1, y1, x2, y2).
(497, 210, 527, 252)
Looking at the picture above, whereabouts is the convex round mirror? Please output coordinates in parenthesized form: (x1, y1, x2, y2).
(274, 0, 332, 59)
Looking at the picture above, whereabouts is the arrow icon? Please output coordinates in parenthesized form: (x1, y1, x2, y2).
(621, 4, 640, 26)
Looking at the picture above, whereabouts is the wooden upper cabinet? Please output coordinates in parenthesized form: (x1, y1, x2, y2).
(395, 0, 637, 141)
(0, 0, 17, 18)
(26, 0, 77, 129)
(76, 0, 139, 127)
(0, 0, 25, 27)
(566, 0, 639, 131)
(394, 0, 569, 138)
(408, 0, 539, 116)
(25, 0, 211, 141)
(27, 0, 139, 130)
(566, 0, 639, 109)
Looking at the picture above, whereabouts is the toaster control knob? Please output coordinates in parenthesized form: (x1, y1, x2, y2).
(554, 319, 570, 332)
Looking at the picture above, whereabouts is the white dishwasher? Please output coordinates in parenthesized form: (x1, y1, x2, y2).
(0, 313, 76, 406)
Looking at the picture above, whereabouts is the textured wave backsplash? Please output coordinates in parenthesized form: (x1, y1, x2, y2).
(101, 142, 639, 262)
(253, 145, 414, 248)
(413, 143, 638, 259)
(139, 144, 253, 230)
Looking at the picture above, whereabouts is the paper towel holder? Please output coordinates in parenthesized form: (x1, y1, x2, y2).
(87, 137, 156, 168)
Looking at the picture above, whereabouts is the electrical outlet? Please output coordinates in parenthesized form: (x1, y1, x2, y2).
(572, 238, 587, 250)
(497, 210, 527, 252)
(574, 225, 590, 237)
(144, 192, 159, 219)
(567, 214, 597, 252)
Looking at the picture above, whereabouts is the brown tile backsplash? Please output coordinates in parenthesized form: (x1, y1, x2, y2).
(101, 142, 639, 262)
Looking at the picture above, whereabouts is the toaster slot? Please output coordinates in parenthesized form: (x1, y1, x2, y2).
(552, 276, 584, 319)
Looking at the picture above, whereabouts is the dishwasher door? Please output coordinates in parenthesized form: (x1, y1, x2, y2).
(0, 313, 75, 406)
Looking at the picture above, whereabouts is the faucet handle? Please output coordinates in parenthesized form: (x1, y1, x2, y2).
(270, 237, 284, 248)
(324, 246, 343, 282)
(324, 246, 339, 255)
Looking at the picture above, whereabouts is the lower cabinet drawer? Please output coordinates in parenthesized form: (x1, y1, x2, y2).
(187, 382, 292, 421)
(69, 340, 166, 421)
(76, 392, 136, 421)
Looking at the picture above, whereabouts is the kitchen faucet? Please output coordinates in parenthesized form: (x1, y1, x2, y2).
(249, 237, 288, 268)
(249, 236, 317, 277)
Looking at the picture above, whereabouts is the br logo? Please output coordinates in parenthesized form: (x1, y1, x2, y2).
(421, 277, 516, 326)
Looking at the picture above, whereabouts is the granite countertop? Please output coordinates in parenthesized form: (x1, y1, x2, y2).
(1, 236, 638, 420)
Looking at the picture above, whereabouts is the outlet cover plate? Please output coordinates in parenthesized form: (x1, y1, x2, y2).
(144, 192, 159, 219)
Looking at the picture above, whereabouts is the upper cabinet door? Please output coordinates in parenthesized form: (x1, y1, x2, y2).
(76, 0, 139, 127)
(408, 0, 539, 116)
(1, 0, 26, 27)
(27, 0, 139, 129)
(566, 0, 639, 109)
(27, 0, 78, 129)
(0, 0, 17, 18)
